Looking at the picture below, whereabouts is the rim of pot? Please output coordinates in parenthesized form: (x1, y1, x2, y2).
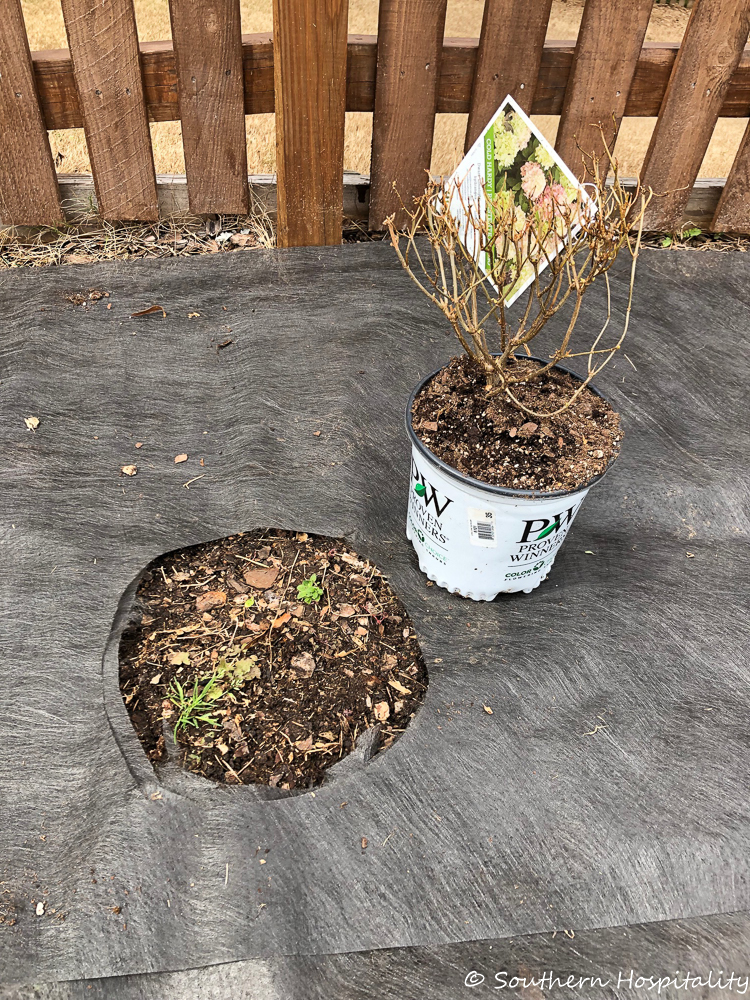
(405, 354, 619, 501)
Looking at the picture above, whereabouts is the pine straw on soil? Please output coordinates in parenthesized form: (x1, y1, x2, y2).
(0, 211, 275, 271)
(642, 230, 750, 252)
(0, 213, 394, 269)
(119, 529, 428, 790)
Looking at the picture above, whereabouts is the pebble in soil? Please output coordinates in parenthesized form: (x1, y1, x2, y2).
(412, 354, 623, 492)
(119, 529, 428, 790)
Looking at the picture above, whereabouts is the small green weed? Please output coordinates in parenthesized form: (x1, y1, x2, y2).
(297, 573, 323, 604)
(215, 655, 261, 687)
(168, 673, 222, 741)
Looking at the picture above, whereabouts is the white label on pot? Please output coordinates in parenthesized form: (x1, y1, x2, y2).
(468, 506, 497, 547)
(408, 443, 593, 599)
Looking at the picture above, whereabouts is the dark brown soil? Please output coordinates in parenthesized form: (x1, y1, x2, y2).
(412, 354, 622, 492)
(119, 530, 427, 789)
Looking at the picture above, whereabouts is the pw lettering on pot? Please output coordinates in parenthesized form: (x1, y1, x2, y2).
(411, 460, 453, 517)
(409, 459, 452, 556)
(519, 504, 580, 543)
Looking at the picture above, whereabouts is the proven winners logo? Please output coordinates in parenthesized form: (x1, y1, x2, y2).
(409, 459, 452, 560)
(510, 502, 583, 564)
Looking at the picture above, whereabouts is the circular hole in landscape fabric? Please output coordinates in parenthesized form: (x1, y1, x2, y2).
(119, 529, 428, 789)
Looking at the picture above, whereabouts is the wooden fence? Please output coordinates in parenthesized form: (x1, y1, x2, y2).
(2, 0, 750, 242)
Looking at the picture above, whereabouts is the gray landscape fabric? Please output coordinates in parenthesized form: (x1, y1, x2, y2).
(0, 244, 748, 993)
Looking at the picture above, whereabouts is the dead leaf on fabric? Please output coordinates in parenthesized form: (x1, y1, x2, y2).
(120, 464, 138, 476)
(130, 304, 166, 318)
(230, 234, 254, 247)
(174, 454, 188, 464)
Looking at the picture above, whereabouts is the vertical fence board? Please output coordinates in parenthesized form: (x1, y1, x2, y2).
(641, 0, 750, 231)
(555, 0, 653, 174)
(0, 0, 62, 225)
(465, 0, 553, 152)
(60, 0, 158, 220)
(169, 0, 248, 215)
(369, 0, 448, 230)
(712, 121, 750, 232)
(273, 0, 348, 247)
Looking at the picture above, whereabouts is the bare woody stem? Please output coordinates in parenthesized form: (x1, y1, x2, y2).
(385, 125, 653, 417)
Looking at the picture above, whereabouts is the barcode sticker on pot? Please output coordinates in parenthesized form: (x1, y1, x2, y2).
(468, 507, 497, 548)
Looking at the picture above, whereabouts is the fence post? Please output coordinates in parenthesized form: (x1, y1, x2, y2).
(465, 0, 553, 152)
(0, 0, 63, 226)
(369, 0, 448, 230)
(60, 0, 158, 221)
(555, 0, 653, 173)
(712, 124, 750, 232)
(168, 0, 249, 216)
(273, 0, 349, 247)
(641, 0, 750, 231)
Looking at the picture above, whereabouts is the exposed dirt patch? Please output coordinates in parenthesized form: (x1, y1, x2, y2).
(119, 530, 427, 789)
(412, 354, 622, 492)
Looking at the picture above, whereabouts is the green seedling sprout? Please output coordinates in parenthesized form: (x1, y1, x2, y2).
(168, 673, 221, 742)
(297, 573, 323, 604)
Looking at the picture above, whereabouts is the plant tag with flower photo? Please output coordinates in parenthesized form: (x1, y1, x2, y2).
(446, 95, 595, 306)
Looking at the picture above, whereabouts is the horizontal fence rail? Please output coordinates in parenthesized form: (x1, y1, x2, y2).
(28, 36, 750, 127)
(1, 0, 750, 235)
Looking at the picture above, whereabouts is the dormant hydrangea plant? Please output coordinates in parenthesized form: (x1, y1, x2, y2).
(386, 129, 652, 418)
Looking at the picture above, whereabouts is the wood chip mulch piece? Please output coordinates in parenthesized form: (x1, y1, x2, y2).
(119, 530, 428, 790)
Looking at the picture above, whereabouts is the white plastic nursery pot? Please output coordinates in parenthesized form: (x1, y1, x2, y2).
(405, 359, 618, 600)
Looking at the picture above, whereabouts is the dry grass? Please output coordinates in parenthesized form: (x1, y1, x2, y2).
(642, 229, 750, 252)
(21, 0, 746, 183)
(0, 203, 275, 270)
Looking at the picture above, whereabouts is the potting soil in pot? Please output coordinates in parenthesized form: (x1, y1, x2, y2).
(411, 354, 622, 493)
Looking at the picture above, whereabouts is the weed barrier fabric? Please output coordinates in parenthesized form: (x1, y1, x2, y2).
(0, 245, 748, 987)
(3, 912, 750, 999)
